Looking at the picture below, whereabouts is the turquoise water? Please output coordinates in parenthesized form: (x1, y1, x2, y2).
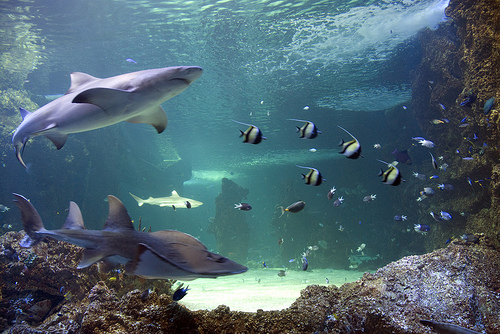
(0, 0, 450, 271)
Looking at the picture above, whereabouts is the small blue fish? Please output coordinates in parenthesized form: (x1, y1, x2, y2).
(467, 177, 473, 186)
(430, 175, 439, 179)
(394, 215, 407, 221)
(483, 97, 495, 115)
(438, 103, 446, 110)
(445, 238, 452, 244)
(302, 257, 308, 271)
(414, 224, 430, 233)
(289, 259, 296, 263)
(440, 211, 452, 221)
(473, 133, 478, 140)
(126, 58, 137, 64)
(263, 261, 268, 268)
(460, 117, 467, 123)
(172, 286, 190, 301)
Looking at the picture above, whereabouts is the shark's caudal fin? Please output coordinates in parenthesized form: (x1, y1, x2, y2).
(129, 192, 145, 206)
(12, 193, 46, 245)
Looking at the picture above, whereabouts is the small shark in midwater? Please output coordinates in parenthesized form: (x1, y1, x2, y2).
(13, 193, 246, 280)
(12, 66, 203, 167)
(129, 190, 203, 208)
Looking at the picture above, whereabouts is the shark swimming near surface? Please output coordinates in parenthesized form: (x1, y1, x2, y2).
(129, 190, 203, 208)
(13, 193, 246, 280)
(12, 66, 203, 167)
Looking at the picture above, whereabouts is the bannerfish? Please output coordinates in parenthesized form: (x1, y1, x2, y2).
(232, 120, 266, 144)
(414, 224, 430, 234)
(377, 159, 403, 186)
(279, 200, 306, 217)
(327, 186, 336, 200)
(0, 204, 10, 212)
(333, 196, 344, 207)
(12, 66, 203, 168)
(430, 152, 438, 169)
(172, 285, 190, 301)
(484, 97, 495, 115)
(392, 149, 412, 165)
(394, 215, 407, 221)
(288, 119, 321, 139)
(337, 126, 362, 159)
(296, 165, 324, 186)
(234, 203, 252, 211)
(13, 193, 247, 280)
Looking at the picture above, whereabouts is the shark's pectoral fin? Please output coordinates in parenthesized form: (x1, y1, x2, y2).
(72, 87, 132, 114)
(78, 248, 107, 268)
(43, 132, 68, 150)
(126, 106, 167, 133)
(125, 243, 198, 280)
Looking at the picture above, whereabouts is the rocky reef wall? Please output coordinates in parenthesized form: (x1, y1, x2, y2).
(2, 229, 498, 333)
(409, 0, 500, 251)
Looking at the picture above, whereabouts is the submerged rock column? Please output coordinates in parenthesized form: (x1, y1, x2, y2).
(208, 178, 250, 263)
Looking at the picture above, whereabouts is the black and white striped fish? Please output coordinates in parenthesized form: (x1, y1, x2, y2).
(232, 120, 266, 144)
(296, 165, 324, 186)
(338, 126, 362, 159)
(288, 119, 321, 139)
(377, 159, 403, 186)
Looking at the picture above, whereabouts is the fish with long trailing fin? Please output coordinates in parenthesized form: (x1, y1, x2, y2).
(377, 159, 404, 186)
(287, 119, 321, 139)
(232, 120, 266, 144)
(296, 165, 324, 186)
(129, 190, 202, 209)
(337, 125, 362, 159)
(13, 193, 246, 280)
(12, 66, 203, 168)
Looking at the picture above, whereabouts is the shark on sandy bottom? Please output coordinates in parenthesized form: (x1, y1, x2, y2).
(13, 193, 247, 280)
(12, 66, 203, 168)
(129, 190, 203, 209)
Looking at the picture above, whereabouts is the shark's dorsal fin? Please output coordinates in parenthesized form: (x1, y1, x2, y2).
(103, 195, 134, 231)
(171, 190, 179, 197)
(62, 201, 85, 230)
(66, 72, 99, 95)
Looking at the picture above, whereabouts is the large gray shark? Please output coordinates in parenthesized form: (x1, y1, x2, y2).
(12, 66, 203, 167)
(13, 193, 247, 280)
(129, 190, 203, 208)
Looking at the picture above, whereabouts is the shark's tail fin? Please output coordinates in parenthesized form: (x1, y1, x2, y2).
(13, 193, 46, 246)
(129, 192, 145, 206)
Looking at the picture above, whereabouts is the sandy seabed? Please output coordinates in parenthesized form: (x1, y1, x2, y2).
(179, 268, 363, 312)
